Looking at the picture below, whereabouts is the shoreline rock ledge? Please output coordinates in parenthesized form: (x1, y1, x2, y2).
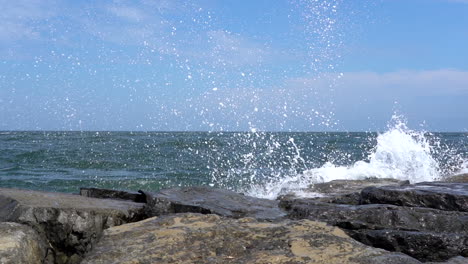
(0, 176, 467, 263)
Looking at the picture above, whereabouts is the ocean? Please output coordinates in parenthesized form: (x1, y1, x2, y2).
(1, 124, 467, 199)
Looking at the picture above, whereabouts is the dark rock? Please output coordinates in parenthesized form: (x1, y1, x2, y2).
(141, 186, 286, 220)
(0, 188, 146, 264)
(0, 222, 48, 264)
(82, 213, 421, 264)
(280, 179, 468, 262)
(280, 199, 468, 234)
(347, 229, 468, 262)
(80, 187, 145, 203)
(360, 182, 468, 212)
(309, 178, 409, 205)
(278, 178, 409, 205)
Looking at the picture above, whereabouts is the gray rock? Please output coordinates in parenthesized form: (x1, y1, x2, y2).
(80, 187, 145, 203)
(142, 186, 286, 220)
(360, 182, 468, 212)
(444, 173, 468, 183)
(0, 222, 47, 264)
(0, 188, 146, 264)
(347, 229, 468, 262)
(280, 180, 468, 262)
(307, 178, 409, 205)
(428, 256, 468, 264)
(280, 199, 468, 234)
(82, 213, 422, 264)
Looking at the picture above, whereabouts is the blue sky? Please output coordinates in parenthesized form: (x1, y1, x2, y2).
(0, 0, 467, 131)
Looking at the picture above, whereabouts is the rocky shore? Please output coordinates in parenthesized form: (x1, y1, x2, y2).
(1, 175, 468, 264)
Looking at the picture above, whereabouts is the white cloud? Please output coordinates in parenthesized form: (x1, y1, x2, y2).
(0, 0, 58, 41)
(107, 6, 149, 22)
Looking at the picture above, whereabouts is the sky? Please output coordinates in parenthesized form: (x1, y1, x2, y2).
(0, 0, 467, 132)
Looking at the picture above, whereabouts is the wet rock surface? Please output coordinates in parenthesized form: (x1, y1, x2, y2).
(280, 180, 468, 262)
(307, 178, 410, 205)
(142, 186, 286, 220)
(0, 222, 47, 264)
(82, 213, 420, 264)
(360, 182, 468, 212)
(0, 188, 146, 264)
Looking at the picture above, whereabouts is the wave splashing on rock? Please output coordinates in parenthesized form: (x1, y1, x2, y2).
(250, 115, 465, 199)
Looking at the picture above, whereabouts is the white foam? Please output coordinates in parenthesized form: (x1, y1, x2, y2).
(250, 115, 442, 199)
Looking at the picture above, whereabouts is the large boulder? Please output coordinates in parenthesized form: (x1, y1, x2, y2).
(0, 188, 146, 264)
(82, 213, 421, 264)
(360, 182, 468, 212)
(347, 229, 468, 262)
(280, 200, 468, 234)
(0, 222, 48, 264)
(141, 186, 286, 220)
(280, 181, 468, 262)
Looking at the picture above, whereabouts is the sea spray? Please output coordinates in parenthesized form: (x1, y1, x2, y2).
(248, 116, 442, 199)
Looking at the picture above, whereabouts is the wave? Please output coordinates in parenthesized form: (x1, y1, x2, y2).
(249, 115, 462, 199)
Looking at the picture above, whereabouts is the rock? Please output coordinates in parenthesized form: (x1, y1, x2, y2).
(0, 188, 146, 264)
(79, 187, 145, 203)
(360, 182, 468, 212)
(0, 222, 47, 264)
(141, 186, 286, 220)
(294, 178, 410, 205)
(445, 173, 468, 183)
(280, 181, 468, 262)
(347, 229, 468, 262)
(428, 256, 468, 264)
(82, 213, 421, 264)
(280, 199, 468, 234)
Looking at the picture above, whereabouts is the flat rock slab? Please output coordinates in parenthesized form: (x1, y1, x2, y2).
(0, 222, 47, 264)
(303, 178, 409, 205)
(360, 182, 468, 212)
(0, 188, 145, 264)
(142, 186, 286, 220)
(82, 213, 421, 264)
(311, 178, 409, 195)
(80, 187, 145, 203)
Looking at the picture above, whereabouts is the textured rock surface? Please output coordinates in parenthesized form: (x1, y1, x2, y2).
(82, 213, 421, 264)
(142, 186, 286, 220)
(360, 182, 468, 212)
(347, 229, 468, 262)
(280, 181, 468, 262)
(307, 178, 409, 205)
(281, 200, 468, 233)
(0, 222, 47, 264)
(80, 187, 145, 203)
(445, 173, 468, 183)
(0, 188, 145, 264)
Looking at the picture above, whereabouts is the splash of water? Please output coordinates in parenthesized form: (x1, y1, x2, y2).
(248, 115, 442, 199)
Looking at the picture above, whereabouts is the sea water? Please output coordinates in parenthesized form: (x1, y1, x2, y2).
(0, 117, 466, 198)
